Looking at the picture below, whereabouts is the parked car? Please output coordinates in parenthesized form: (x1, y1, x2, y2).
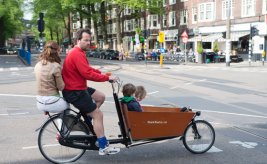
(135, 52, 145, 61)
(0, 47, 8, 54)
(86, 49, 94, 57)
(204, 52, 217, 63)
(105, 50, 119, 60)
(7, 48, 17, 54)
(90, 48, 103, 58)
(230, 55, 243, 63)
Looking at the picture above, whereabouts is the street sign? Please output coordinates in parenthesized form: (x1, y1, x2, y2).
(181, 31, 188, 38)
(158, 31, 165, 43)
(182, 37, 188, 44)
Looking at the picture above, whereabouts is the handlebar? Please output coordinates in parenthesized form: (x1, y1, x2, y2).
(109, 77, 122, 94)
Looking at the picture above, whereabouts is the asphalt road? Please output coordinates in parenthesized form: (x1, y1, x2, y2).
(0, 56, 266, 164)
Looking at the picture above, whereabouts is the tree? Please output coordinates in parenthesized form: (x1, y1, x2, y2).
(197, 41, 203, 54)
(33, 0, 74, 45)
(213, 40, 219, 53)
(0, 0, 24, 47)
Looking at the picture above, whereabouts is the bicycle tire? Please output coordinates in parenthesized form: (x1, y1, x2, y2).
(183, 120, 215, 154)
(38, 114, 89, 163)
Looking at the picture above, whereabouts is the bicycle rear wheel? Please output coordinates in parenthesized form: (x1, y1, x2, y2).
(183, 120, 215, 154)
(38, 114, 89, 163)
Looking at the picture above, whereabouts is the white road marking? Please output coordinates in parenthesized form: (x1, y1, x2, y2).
(148, 91, 159, 95)
(198, 109, 267, 119)
(185, 82, 193, 85)
(0, 112, 29, 116)
(170, 86, 179, 89)
(198, 79, 207, 82)
(22, 144, 60, 150)
(9, 112, 29, 115)
(207, 146, 223, 153)
(104, 101, 114, 104)
(0, 93, 36, 98)
(10, 67, 19, 71)
(229, 141, 258, 149)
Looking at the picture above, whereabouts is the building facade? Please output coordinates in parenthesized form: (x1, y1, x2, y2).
(71, 0, 267, 61)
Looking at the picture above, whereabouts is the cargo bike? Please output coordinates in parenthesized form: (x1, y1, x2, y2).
(37, 80, 215, 163)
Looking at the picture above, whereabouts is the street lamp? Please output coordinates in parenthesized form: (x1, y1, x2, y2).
(225, 0, 231, 67)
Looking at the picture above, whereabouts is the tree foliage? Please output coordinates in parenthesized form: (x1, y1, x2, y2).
(30, 0, 163, 49)
(197, 41, 203, 54)
(213, 40, 219, 53)
(0, 0, 24, 47)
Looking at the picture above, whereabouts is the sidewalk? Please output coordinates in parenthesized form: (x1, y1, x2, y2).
(0, 54, 266, 72)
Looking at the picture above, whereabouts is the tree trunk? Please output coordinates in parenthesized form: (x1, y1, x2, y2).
(80, 11, 83, 28)
(115, 7, 122, 51)
(50, 27, 53, 40)
(100, 2, 108, 47)
(56, 27, 59, 44)
(90, 4, 98, 46)
(67, 12, 72, 45)
(0, 19, 6, 47)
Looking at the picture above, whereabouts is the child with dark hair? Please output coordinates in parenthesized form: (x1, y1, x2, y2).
(120, 83, 146, 112)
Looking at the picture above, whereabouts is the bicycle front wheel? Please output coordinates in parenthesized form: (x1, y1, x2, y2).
(38, 114, 89, 163)
(183, 120, 215, 154)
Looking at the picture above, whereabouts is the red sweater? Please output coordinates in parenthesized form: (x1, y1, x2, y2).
(62, 46, 109, 90)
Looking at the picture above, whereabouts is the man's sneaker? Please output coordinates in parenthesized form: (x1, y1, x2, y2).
(99, 146, 120, 155)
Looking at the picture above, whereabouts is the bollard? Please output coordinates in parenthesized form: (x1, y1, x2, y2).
(262, 50, 265, 66)
(160, 54, 163, 67)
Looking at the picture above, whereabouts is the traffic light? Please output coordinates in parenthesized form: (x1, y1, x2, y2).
(250, 26, 258, 37)
(38, 12, 45, 33)
(38, 20, 45, 32)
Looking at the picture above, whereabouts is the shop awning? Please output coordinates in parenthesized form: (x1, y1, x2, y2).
(230, 31, 249, 41)
(188, 35, 203, 42)
(201, 33, 225, 42)
(188, 31, 249, 42)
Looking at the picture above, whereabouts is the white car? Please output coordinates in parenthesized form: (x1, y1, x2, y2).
(7, 48, 17, 54)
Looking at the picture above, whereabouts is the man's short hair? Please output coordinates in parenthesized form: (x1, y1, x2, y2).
(75, 28, 92, 41)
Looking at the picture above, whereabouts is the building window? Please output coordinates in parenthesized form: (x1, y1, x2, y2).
(163, 0, 166, 6)
(180, 10, 187, 25)
(73, 23, 78, 29)
(169, 0, 176, 5)
(263, 0, 267, 14)
(149, 15, 159, 28)
(141, 18, 145, 30)
(222, 0, 234, 19)
(107, 24, 112, 34)
(112, 23, 117, 34)
(124, 6, 132, 15)
(163, 15, 167, 27)
(111, 8, 116, 19)
(192, 7, 197, 24)
(242, 0, 255, 17)
(198, 3, 214, 21)
(125, 20, 133, 32)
